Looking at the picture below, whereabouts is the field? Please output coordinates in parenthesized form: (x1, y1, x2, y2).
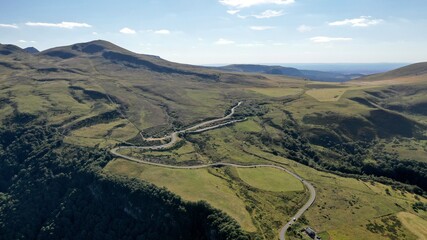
(236, 167, 304, 192)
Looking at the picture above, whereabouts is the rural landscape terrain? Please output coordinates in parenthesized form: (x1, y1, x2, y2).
(0, 39, 427, 240)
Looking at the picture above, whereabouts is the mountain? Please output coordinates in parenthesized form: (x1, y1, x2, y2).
(216, 64, 304, 77)
(0, 40, 280, 138)
(214, 64, 364, 82)
(0, 43, 25, 57)
(23, 47, 39, 54)
(356, 62, 427, 82)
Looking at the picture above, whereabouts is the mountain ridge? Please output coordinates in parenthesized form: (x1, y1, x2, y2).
(355, 62, 427, 82)
(213, 64, 365, 82)
(2, 40, 425, 84)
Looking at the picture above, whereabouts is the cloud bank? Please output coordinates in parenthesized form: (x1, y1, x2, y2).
(26, 21, 91, 29)
(329, 16, 383, 27)
(310, 36, 352, 43)
(120, 27, 136, 34)
(0, 23, 18, 29)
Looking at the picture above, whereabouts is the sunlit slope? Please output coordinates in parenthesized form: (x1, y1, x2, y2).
(1, 40, 301, 146)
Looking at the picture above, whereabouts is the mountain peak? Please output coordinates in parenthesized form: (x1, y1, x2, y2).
(24, 47, 39, 54)
(39, 40, 137, 59)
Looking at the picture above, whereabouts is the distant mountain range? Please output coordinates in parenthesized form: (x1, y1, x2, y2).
(2, 41, 422, 83)
(212, 64, 365, 82)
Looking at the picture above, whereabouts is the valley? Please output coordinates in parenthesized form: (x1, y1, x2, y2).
(1, 40, 427, 240)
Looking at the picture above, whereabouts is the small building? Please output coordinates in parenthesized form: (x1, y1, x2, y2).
(305, 227, 316, 239)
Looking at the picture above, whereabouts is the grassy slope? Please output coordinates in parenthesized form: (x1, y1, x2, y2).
(233, 147, 427, 240)
(397, 212, 427, 239)
(104, 159, 257, 232)
(104, 158, 307, 239)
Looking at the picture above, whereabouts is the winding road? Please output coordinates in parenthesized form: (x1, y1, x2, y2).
(110, 101, 316, 240)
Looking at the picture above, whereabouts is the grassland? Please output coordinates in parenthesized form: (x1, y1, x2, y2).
(104, 159, 257, 232)
(381, 139, 427, 163)
(104, 158, 307, 239)
(246, 87, 303, 98)
(107, 112, 427, 239)
(118, 141, 209, 164)
(221, 143, 427, 239)
(283, 156, 426, 240)
(236, 167, 304, 192)
(304, 84, 378, 102)
(397, 212, 427, 239)
(107, 137, 427, 239)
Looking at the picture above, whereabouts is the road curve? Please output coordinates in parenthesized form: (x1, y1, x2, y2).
(109, 101, 316, 240)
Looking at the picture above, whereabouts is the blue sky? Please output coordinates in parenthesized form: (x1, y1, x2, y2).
(1, 0, 427, 64)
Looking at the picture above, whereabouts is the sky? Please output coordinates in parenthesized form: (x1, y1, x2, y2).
(1, 0, 427, 65)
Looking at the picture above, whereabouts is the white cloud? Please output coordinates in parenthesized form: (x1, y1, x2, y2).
(250, 26, 275, 31)
(310, 36, 352, 43)
(18, 40, 36, 43)
(253, 10, 284, 19)
(219, 0, 294, 8)
(120, 27, 136, 34)
(329, 16, 383, 27)
(297, 25, 312, 33)
(92, 32, 98, 35)
(25, 21, 91, 29)
(154, 29, 170, 35)
(215, 38, 235, 45)
(0, 23, 18, 29)
(227, 9, 240, 15)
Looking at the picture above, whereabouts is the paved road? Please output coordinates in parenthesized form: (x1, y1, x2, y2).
(109, 101, 316, 240)
(279, 173, 316, 240)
